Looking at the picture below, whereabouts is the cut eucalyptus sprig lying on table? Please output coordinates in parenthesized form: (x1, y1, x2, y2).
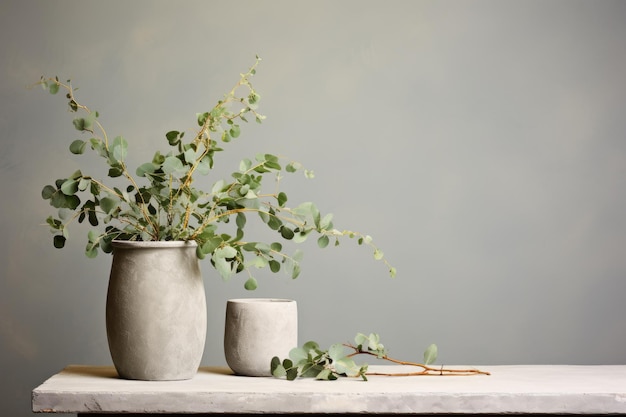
(35, 57, 395, 289)
(271, 333, 490, 381)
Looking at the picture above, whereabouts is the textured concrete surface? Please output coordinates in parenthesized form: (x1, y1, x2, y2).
(106, 241, 206, 381)
(224, 298, 297, 377)
(32, 364, 626, 414)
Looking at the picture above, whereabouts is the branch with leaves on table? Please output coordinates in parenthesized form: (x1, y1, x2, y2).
(272, 333, 490, 381)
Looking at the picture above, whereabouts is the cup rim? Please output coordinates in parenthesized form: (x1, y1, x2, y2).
(227, 298, 295, 303)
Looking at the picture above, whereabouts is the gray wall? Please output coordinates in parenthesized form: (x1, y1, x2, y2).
(2, 1, 626, 415)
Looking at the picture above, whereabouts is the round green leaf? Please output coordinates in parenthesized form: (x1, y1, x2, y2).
(165, 130, 181, 146)
(277, 192, 288, 207)
(85, 244, 98, 258)
(53, 235, 66, 248)
(69, 139, 87, 154)
(136, 162, 157, 177)
(269, 260, 281, 273)
(280, 226, 294, 240)
(229, 124, 241, 138)
(162, 156, 184, 176)
(100, 197, 118, 214)
(244, 277, 258, 291)
(48, 82, 59, 95)
(41, 185, 56, 200)
(317, 235, 330, 249)
(61, 179, 79, 196)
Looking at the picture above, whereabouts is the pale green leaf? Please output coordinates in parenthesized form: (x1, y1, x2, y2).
(271, 362, 286, 378)
(215, 245, 237, 259)
(334, 357, 360, 377)
(248, 256, 267, 269)
(60, 179, 79, 196)
(213, 255, 233, 281)
(328, 344, 346, 362)
(239, 158, 252, 172)
(211, 180, 225, 194)
(319, 213, 333, 230)
(423, 344, 438, 365)
(162, 156, 184, 176)
(184, 148, 197, 164)
(244, 277, 258, 290)
(289, 347, 308, 365)
(100, 197, 117, 214)
(78, 178, 90, 191)
(112, 136, 128, 162)
(136, 162, 157, 177)
(196, 157, 211, 175)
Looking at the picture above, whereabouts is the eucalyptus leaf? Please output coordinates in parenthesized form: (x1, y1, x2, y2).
(87, 229, 99, 243)
(60, 179, 79, 196)
(277, 192, 287, 207)
(136, 162, 158, 177)
(184, 148, 197, 164)
(239, 158, 252, 172)
(85, 243, 98, 258)
(229, 124, 241, 138)
(165, 130, 182, 146)
(334, 357, 359, 377)
(69, 139, 87, 154)
(236, 212, 246, 229)
(100, 197, 118, 214)
(286, 367, 299, 381)
(162, 156, 184, 176)
(317, 235, 329, 248)
(196, 157, 211, 175)
(53, 235, 66, 248)
(269, 260, 281, 273)
(111, 136, 128, 162)
(244, 277, 258, 290)
(48, 82, 59, 95)
(41, 185, 56, 200)
(289, 347, 308, 364)
(271, 357, 286, 377)
(78, 178, 90, 191)
(423, 344, 438, 365)
(211, 179, 225, 194)
(213, 255, 234, 281)
(280, 226, 294, 240)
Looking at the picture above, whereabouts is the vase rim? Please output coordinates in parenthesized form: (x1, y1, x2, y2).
(111, 240, 198, 248)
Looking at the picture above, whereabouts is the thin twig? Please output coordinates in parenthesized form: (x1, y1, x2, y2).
(343, 343, 490, 376)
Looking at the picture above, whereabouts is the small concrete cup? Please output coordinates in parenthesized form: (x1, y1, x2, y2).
(224, 298, 297, 376)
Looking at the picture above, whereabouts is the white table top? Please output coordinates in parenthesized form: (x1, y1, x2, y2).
(32, 364, 626, 414)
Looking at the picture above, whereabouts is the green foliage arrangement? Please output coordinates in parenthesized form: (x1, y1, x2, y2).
(271, 333, 490, 381)
(36, 57, 395, 289)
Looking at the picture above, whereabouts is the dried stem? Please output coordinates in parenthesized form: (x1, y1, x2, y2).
(343, 343, 490, 377)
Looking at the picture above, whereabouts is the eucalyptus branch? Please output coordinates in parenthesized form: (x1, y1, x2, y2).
(272, 333, 490, 381)
(38, 77, 158, 239)
(342, 343, 490, 377)
(37, 77, 110, 145)
(38, 57, 395, 289)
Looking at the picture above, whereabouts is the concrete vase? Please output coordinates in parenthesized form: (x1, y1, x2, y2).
(106, 240, 206, 381)
(224, 298, 297, 376)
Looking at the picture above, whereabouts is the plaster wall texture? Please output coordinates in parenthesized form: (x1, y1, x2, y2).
(1, 1, 626, 416)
